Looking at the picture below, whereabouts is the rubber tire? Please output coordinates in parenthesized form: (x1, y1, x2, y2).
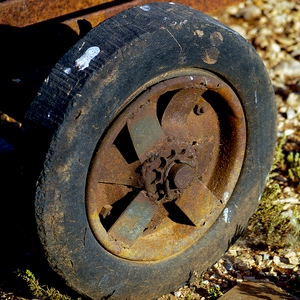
(24, 3, 276, 299)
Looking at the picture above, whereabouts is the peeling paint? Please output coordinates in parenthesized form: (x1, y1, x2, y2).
(75, 46, 100, 71)
(180, 20, 188, 25)
(194, 30, 204, 38)
(223, 192, 230, 203)
(79, 42, 86, 51)
(139, 5, 150, 11)
(223, 207, 230, 223)
(255, 90, 258, 104)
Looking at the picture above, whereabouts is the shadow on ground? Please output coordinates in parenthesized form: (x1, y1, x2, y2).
(0, 19, 89, 298)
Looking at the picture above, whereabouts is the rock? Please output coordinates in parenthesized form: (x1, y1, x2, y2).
(288, 257, 299, 265)
(261, 253, 270, 261)
(274, 60, 300, 80)
(273, 255, 296, 269)
(229, 25, 247, 38)
(255, 255, 263, 266)
(174, 291, 181, 297)
(224, 260, 234, 271)
(286, 107, 296, 119)
(286, 93, 300, 107)
(237, 5, 262, 21)
(284, 251, 297, 258)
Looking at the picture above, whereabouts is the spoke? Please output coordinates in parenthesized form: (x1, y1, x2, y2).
(96, 144, 142, 188)
(175, 179, 220, 226)
(193, 138, 216, 177)
(108, 191, 158, 247)
(161, 88, 203, 139)
(127, 101, 165, 162)
(186, 96, 220, 144)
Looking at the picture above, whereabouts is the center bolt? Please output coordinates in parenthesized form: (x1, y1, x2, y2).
(168, 163, 195, 190)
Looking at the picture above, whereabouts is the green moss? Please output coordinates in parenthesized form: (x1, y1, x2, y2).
(18, 270, 82, 300)
(207, 285, 223, 299)
(246, 136, 300, 250)
(287, 152, 300, 183)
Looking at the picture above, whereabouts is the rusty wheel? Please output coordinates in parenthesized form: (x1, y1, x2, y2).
(86, 69, 246, 261)
(24, 3, 276, 299)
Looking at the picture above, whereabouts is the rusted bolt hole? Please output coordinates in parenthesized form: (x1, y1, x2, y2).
(194, 104, 207, 115)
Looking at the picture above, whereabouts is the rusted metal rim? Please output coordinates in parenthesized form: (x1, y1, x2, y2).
(86, 69, 246, 261)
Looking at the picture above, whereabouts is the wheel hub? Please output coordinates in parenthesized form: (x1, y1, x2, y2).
(141, 139, 197, 202)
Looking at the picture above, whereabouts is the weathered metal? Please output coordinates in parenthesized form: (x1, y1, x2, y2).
(86, 69, 246, 261)
(0, 0, 243, 33)
(0, 111, 22, 140)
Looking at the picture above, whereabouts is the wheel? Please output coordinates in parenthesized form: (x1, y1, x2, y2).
(24, 3, 276, 299)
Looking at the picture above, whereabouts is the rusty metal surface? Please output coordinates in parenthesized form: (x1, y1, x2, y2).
(0, 111, 22, 142)
(0, 0, 114, 28)
(0, 0, 243, 30)
(86, 69, 246, 261)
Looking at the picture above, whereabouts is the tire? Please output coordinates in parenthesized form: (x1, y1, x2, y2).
(24, 3, 276, 299)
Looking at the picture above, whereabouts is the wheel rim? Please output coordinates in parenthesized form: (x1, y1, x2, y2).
(86, 69, 246, 261)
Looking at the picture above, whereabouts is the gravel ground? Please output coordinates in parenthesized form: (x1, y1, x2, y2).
(1, 0, 300, 299)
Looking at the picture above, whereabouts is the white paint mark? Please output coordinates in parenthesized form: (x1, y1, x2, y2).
(163, 17, 168, 21)
(64, 67, 71, 75)
(190, 76, 194, 80)
(254, 90, 258, 104)
(180, 20, 188, 25)
(258, 193, 263, 202)
(139, 5, 150, 11)
(79, 42, 85, 51)
(171, 21, 178, 26)
(223, 208, 230, 223)
(75, 46, 100, 71)
(223, 192, 230, 203)
(12, 78, 21, 83)
(47, 113, 51, 118)
(44, 77, 49, 83)
(169, 2, 175, 4)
